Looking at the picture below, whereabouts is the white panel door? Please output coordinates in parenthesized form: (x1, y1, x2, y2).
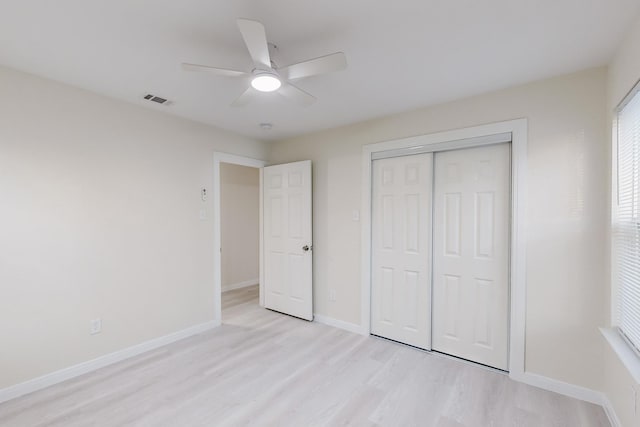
(432, 143, 510, 370)
(371, 153, 432, 349)
(263, 160, 313, 321)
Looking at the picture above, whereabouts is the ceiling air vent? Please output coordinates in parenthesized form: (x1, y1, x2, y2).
(143, 94, 171, 106)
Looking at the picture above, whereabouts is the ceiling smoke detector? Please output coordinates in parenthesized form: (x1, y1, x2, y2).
(259, 123, 273, 131)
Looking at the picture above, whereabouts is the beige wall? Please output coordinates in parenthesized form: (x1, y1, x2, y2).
(0, 65, 268, 389)
(220, 163, 259, 290)
(269, 67, 608, 391)
(604, 14, 640, 427)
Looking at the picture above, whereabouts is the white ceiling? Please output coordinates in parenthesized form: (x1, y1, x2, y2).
(1, 1, 639, 141)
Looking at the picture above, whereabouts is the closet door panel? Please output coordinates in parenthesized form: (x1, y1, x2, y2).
(371, 154, 432, 349)
(432, 144, 510, 370)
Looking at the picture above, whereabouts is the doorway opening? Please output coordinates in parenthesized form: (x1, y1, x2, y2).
(212, 152, 266, 325)
(212, 153, 314, 324)
(220, 162, 261, 322)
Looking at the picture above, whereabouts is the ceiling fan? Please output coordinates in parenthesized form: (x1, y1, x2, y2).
(182, 18, 347, 107)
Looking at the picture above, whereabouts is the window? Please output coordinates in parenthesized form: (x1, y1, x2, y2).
(614, 82, 640, 354)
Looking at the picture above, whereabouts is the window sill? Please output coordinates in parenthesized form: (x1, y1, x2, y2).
(601, 328, 640, 384)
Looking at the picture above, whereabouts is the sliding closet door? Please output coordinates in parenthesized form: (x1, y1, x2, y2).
(432, 143, 510, 370)
(371, 153, 432, 349)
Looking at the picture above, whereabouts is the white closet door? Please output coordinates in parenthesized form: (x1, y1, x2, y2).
(263, 160, 313, 321)
(432, 143, 510, 370)
(371, 153, 432, 349)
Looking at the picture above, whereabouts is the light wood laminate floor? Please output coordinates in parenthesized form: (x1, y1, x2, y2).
(0, 285, 609, 426)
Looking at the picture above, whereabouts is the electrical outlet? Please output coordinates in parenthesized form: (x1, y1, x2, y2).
(329, 289, 337, 302)
(90, 318, 102, 335)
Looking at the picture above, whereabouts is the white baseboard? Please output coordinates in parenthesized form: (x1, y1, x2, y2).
(314, 314, 367, 336)
(222, 279, 258, 293)
(510, 371, 603, 405)
(0, 320, 220, 404)
(506, 370, 624, 424)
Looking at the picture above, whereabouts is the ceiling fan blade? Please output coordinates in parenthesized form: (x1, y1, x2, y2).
(279, 83, 316, 106)
(231, 87, 259, 107)
(182, 63, 248, 77)
(279, 52, 347, 80)
(237, 19, 271, 69)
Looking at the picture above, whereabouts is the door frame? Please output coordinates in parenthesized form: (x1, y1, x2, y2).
(360, 118, 527, 378)
(212, 152, 266, 324)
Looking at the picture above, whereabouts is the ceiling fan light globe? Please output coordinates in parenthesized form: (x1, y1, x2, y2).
(251, 74, 281, 92)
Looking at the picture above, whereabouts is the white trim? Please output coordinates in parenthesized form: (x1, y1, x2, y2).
(259, 168, 265, 308)
(509, 371, 603, 405)
(360, 119, 528, 378)
(601, 327, 640, 384)
(0, 321, 218, 404)
(611, 115, 619, 327)
(222, 279, 259, 293)
(509, 120, 528, 379)
(607, 117, 627, 427)
(314, 314, 367, 335)
(602, 394, 622, 427)
(371, 131, 512, 160)
(213, 152, 266, 323)
(512, 371, 622, 422)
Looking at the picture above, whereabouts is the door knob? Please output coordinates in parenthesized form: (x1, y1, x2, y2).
(302, 245, 312, 252)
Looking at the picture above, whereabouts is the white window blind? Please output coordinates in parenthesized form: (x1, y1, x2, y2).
(615, 84, 640, 353)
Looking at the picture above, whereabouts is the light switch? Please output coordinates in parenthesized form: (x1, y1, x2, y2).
(199, 209, 207, 220)
(352, 210, 360, 221)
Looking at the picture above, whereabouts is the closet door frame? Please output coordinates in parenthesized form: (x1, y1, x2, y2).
(360, 119, 527, 379)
